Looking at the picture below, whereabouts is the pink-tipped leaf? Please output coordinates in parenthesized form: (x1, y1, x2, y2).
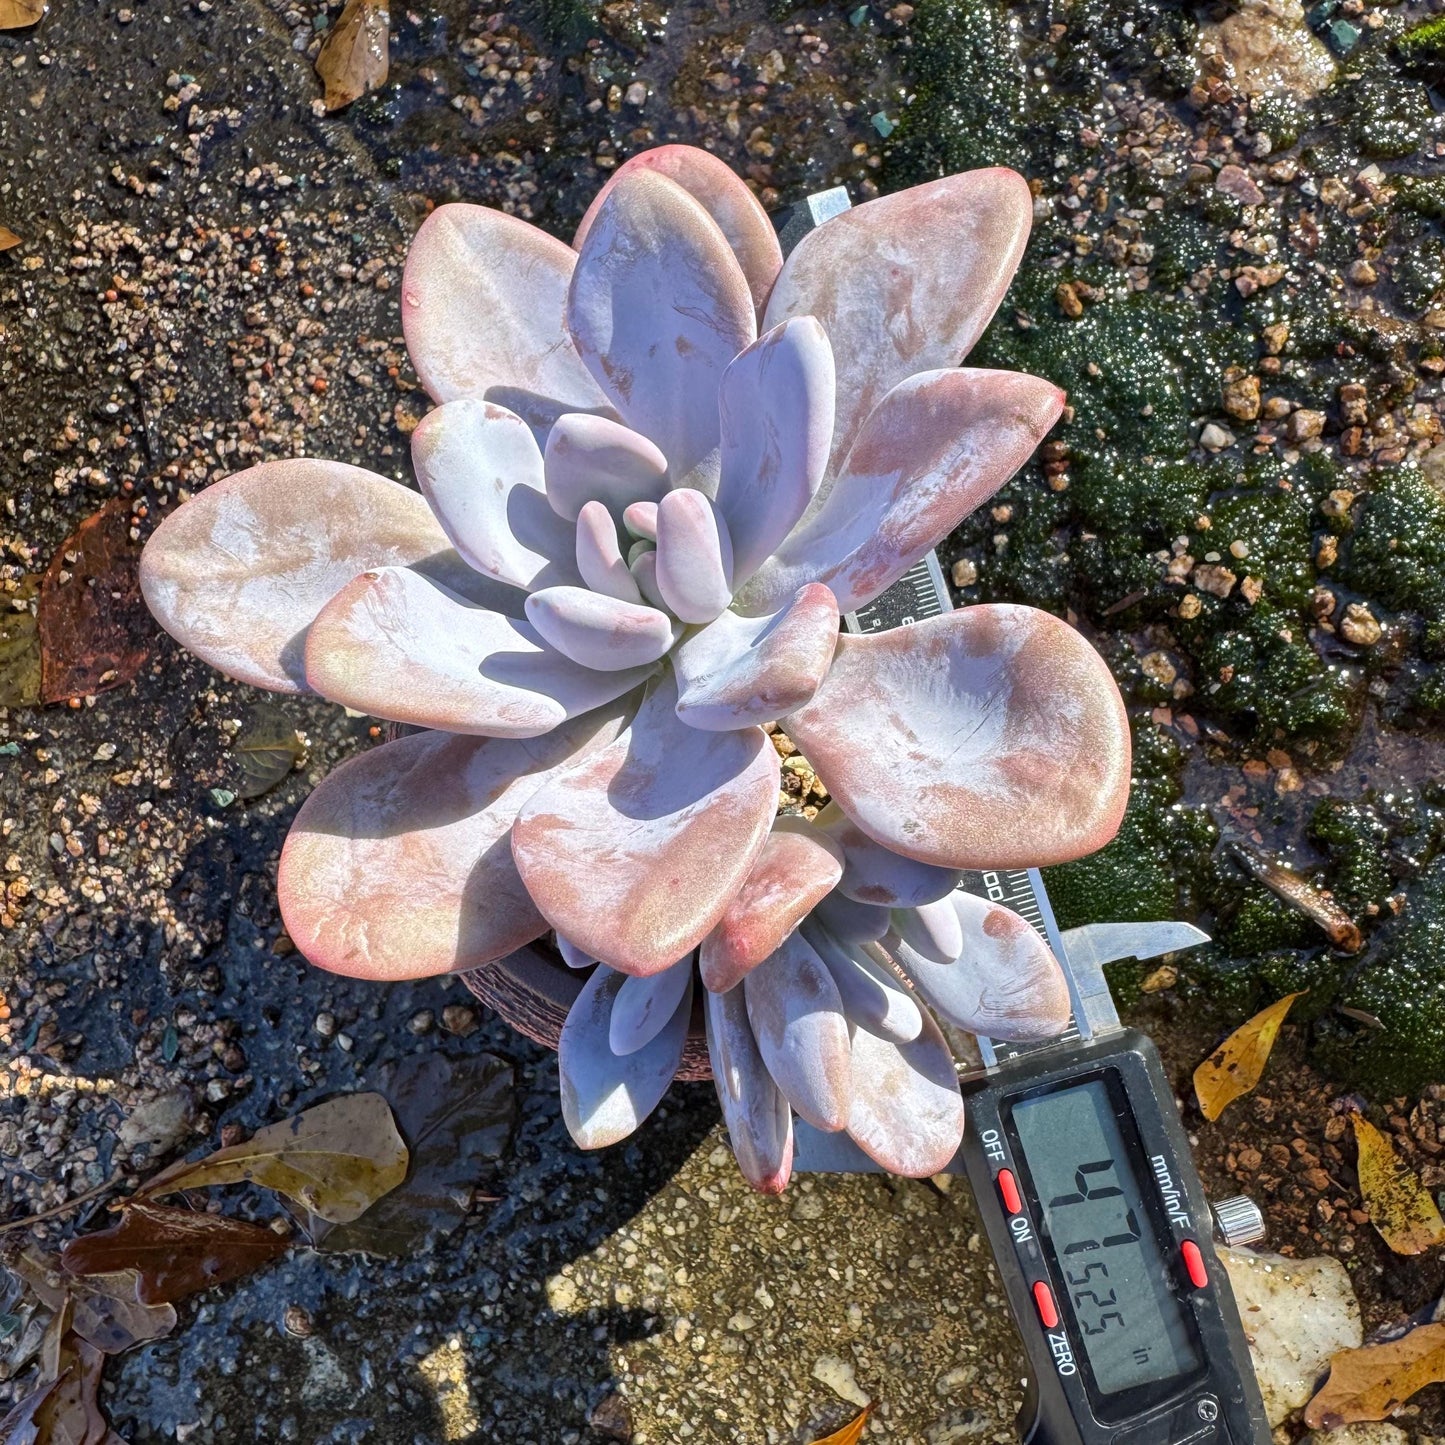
(402, 202, 609, 433)
(575, 501, 644, 604)
(511, 671, 781, 976)
(743, 931, 852, 1132)
(654, 487, 735, 624)
(544, 413, 669, 522)
(763, 167, 1034, 479)
(525, 586, 676, 671)
(567, 168, 756, 495)
(784, 606, 1131, 869)
(305, 567, 655, 735)
(411, 398, 580, 592)
(697, 825, 843, 993)
(715, 317, 835, 584)
(734, 368, 1064, 617)
(277, 710, 626, 982)
(673, 583, 839, 731)
(704, 984, 793, 1194)
(139, 460, 459, 694)
(559, 964, 689, 1148)
(574, 143, 784, 316)
(884, 891, 1071, 1041)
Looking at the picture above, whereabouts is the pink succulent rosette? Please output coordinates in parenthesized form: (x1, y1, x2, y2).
(140, 146, 1131, 1193)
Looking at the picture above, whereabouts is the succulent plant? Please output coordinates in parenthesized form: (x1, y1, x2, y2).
(140, 145, 1131, 1191)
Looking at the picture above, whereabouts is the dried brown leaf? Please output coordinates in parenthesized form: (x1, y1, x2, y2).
(1305, 1321, 1445, 1429)
(0, 1376, 58, 1445)
(0, 228, 19, 252)
(61, 1202, 288, 1306)
(38, 498, 153, 704)
(136, 1093, 407, 1224)
(311, 1052, 515, 1256)
(315, 0, 388, 110)
(0, 578, 41, 709)
(810, 1404, 872, 1444)
(231, 702, 305, 799)
(1233, 844, 1364, 951)
(1193, 991, 1305, 1122)
(1352, 1114, 1445, 1255)
(0, 0, 43, 30)
(9, 1250, 175, 1354)
(35, 1335, 107, 1445)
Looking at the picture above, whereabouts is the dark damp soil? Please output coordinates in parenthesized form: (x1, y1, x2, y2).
(4, 0, 1445, 1437)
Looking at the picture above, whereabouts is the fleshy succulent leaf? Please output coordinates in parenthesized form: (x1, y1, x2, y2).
(890, 896, 964, 965)
(511, 671, 781, 975)
(609, 958, 695, 1056)
(653, 488, 735, 624)
(762, 167, 1033, 479)
(139, 460, 459, 695)
(411, 398, 580, 592)
(623, 501, 658, 541)
(704, 984, 793, 1194)
(845, 1008, 965, 1176)
(813, 802, 963, 907)
(575, 501, 645, 604)
(630, 548, 666, 610)
(567, 168, 756, 495)
(524, 585, 677, 671)
(742, 932, 852, 1131)
(573, 143, 784, 316)
(672, 583, 839, 731)
(715, 317, 835, 585)
(401, 202, 609, 433)
(558, 964, 689, 1148)
(304, 567, 654, 735)
(785, 606, 1131, 868)
(277, 709, 628, 981)
(697, 825, 843, 993)
(811, 891, 890, 944)
(801, 920, 923, 1044)
(883, 891, 1071, 1040)
(734, 368, 1064, 617)
(557, 936, 598, 970)
(544, 413, 669, 523)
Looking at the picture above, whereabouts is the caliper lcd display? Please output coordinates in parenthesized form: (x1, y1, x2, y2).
(1011, 1078, 1201, 1397)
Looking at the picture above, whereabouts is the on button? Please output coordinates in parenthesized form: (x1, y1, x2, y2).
(1032, 1281, 1059, 1329)
(998, 1168, 1022, 1214)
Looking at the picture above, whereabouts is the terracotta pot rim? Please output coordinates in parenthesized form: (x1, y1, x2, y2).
(462, 939, 715, 1083)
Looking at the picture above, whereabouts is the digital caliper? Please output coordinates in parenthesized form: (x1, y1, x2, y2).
(778, 189, 1272, 1445)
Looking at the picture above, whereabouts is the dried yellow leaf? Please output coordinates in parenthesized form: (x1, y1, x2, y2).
(315, 0, 388, 112)
(0, 226, 20, 251)
(1352, 1113, 1445, 1255)
(1193, 991, 1305, 1122)
(810, 1405, 872, 1445)
(0, 0, 43, 29)
(1305, 1321, 1445, 1429)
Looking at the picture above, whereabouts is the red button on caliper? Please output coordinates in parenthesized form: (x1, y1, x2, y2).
(1181, 1240, 1209, 1289)
(998, 1168, 1023, 1215)
(1032, 1281, 1060, 1329)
